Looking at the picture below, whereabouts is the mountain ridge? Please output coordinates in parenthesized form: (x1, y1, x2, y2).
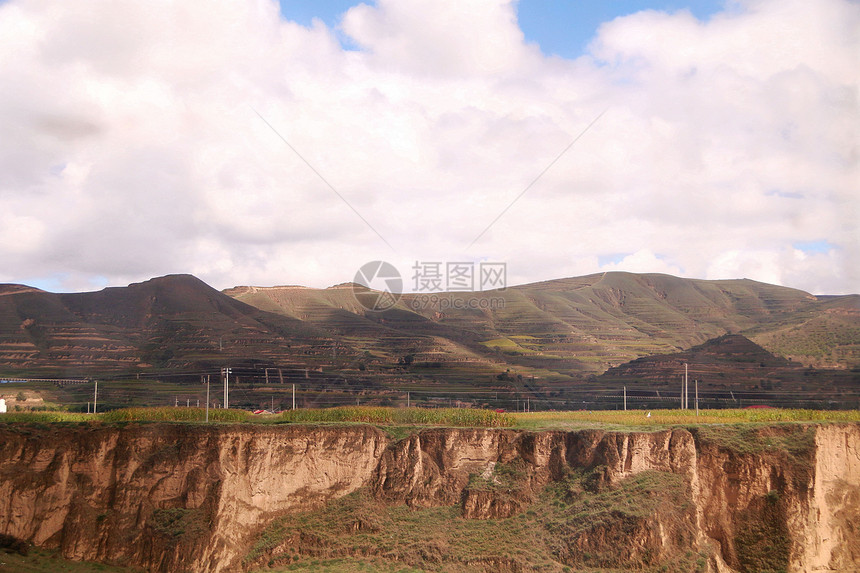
(0, 272, 857, 386)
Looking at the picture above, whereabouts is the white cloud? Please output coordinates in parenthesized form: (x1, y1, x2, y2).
(0, 0, 856, 295)
(599, 249, 683, 277)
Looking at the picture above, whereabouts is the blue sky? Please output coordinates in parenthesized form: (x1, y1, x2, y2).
(278, 0, 727, 58)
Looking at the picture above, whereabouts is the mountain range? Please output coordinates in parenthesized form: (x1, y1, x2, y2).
(0, 272, 857, 402)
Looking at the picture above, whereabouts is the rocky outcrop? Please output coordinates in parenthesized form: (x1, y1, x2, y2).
(371, 428, 698, 510)
(0, 422, 857, 572)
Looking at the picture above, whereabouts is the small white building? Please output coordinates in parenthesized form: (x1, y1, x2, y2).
(0, 398, 6, 413)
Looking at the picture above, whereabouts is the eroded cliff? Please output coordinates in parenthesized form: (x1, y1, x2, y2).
(0, 422, 857, 572)
(0, 424, 387, 572)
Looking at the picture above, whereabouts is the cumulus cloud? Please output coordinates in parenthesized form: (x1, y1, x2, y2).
(0, 0, 856, 294)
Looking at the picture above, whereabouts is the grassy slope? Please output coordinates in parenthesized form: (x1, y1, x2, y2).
(246, 471, 699, 573)
(0, 547, 139, 572)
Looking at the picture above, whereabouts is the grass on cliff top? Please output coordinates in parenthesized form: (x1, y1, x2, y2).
(0, 406, 514, 428)
(509, 407, 860, 430)
(0, 547, 141, 572)
(274, 406, 514, 427)
(0, 406, 857, 429)
(0, 406, 250, 424)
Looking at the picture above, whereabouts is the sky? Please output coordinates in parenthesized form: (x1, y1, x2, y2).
(0, 0, 857, 295)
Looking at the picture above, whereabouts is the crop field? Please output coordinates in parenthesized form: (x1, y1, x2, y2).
(508, 407, 860, 429)
(1, 405, 858, 429)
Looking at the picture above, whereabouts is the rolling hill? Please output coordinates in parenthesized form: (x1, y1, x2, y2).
(597, 334, 859, 408)
(227, 271, 860, 379)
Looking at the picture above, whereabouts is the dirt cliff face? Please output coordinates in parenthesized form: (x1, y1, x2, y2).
(371, 428, 698, 508)
(0, 423, 388, 572)
(0, 422, 857, 573)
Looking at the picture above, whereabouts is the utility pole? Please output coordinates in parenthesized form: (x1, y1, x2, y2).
(695, 379, 699, 416)
(292, 383, 296, 410)
(624, 386, 627, 411)
(684, 363, 689, 410)
(205, 375, 210, 422)
(93, 380, 98, 414)
(223, 367, 232, 409)
(407, 391, 410, 408)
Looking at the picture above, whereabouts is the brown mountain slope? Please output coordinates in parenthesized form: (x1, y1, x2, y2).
(0, 275, 335, 376)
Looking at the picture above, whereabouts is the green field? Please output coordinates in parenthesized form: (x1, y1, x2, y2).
(509, 407, 860, 429)
(2, 405, 858, 429)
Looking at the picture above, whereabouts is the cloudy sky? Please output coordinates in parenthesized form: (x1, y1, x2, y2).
(0, 0, 857, 295)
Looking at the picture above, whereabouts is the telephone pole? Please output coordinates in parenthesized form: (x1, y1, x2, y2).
(222, 367, 232, 409)
(684, 363, 689, 409)
(695, 379, 699, 416)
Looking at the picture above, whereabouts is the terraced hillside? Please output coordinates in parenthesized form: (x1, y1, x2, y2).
(598, 334, 860, 407)
(228, 272, 860, 379)
(0, 272, 857, 395)
(0, 275, 335, 376)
